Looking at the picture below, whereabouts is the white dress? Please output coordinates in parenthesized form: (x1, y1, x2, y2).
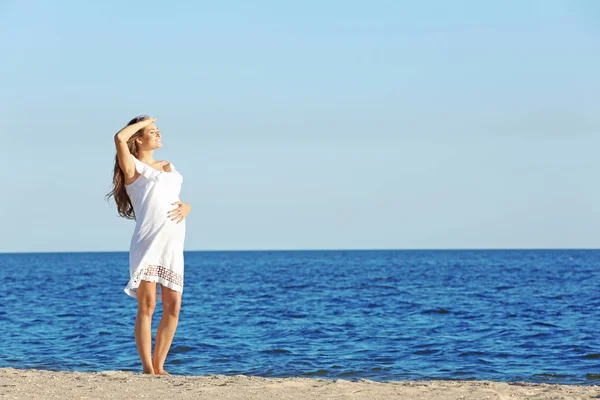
(124, 153, 186, 301)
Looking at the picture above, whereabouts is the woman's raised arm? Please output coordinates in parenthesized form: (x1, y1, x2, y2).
(113, 118, 156, 180)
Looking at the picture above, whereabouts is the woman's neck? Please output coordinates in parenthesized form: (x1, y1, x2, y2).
(137, 149, 155, 164)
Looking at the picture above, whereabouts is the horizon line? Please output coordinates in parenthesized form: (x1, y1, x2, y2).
(1, 247, 600, 255)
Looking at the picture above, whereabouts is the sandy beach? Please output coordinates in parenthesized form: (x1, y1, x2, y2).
(1, 368, 598, 400)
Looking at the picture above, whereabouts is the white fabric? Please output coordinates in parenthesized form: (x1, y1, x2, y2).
(124, 153, 186, 301)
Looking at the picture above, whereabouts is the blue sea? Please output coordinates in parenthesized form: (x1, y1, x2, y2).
(0, 250, 598, 385)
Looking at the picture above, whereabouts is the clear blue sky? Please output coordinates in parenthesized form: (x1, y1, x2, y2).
(1, 0, 599, 252)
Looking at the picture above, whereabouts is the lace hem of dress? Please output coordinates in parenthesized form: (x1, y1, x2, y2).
(124, 262, 184, 301)
(142, 264, 183, 287)
(123, 275, 182, 301)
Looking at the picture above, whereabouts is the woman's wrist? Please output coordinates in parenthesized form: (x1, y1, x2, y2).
(115, 118, 155, 143)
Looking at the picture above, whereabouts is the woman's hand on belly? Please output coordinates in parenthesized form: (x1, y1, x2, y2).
(167, 201, 192, 224)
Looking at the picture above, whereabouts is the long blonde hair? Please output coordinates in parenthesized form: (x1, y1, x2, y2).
(105, 115, 150, 219)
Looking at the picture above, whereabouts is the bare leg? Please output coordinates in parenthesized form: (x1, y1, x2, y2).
(134, 280, 157, 374)
(153, 284, 182, 375)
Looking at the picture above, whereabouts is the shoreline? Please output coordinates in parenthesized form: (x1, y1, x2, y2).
(2, 367, 598, 399)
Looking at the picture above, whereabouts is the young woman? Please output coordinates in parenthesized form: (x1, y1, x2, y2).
(107, 115, 191, 375)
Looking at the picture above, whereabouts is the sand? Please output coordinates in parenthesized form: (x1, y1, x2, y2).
(1, 367, 599, 399)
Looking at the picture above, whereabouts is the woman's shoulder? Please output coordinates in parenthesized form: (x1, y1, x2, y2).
(157, 160, 175, 172)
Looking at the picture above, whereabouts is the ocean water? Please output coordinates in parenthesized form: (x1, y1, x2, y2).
(0, 250, 598, 385)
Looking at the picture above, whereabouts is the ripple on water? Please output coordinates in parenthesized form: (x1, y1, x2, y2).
(423, 308, 452, 314)
(532, 321, 558, 328)
(302, 369, 329, 376)
(458, 351, 486, 357)
(171, 345, 195, 354)
(413, 349, 441, 355)
(535, 373, 571, 379)
(261, 349, 293, 354)
(583, 354, 600, 359)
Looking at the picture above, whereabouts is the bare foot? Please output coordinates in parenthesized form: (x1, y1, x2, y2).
(151, 359, 170, 375)
(155, 369, 170, 376)
(142, 368, 155, 375)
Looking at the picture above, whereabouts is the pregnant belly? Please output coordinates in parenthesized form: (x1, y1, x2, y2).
(162, 218, 186, 242)
(162, 202, 186, 242)
(135, 201, 186, 242)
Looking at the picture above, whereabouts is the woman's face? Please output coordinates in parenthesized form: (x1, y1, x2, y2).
(139, 122, 162, 150)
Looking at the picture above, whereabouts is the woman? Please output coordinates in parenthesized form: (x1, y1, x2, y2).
(107, 115, 191, 375)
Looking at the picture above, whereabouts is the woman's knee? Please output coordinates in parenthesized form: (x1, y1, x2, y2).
(137, 299, 156, 316)
(136, 280, 157, 316)
(161, 286, 182, 317)
(163, 301, 181, 318)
